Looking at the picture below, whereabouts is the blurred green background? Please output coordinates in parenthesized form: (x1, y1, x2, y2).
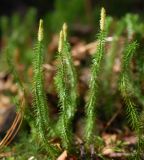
(1, 0, 144, 17)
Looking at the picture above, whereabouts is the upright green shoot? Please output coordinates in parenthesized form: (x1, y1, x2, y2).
(32, 19, 57, 158)
(119, 42, 143, 159)
(84, 7, 106, 144)
(55, 23, 77, 149)
(62, 23, 77, 116)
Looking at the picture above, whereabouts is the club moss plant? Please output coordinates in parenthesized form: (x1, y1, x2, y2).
(84, 7, 106, 144)
(119, 42, 144, 159)
(55, 23, 77, 149)
(32, 20, 58, 158)
(2, 7, 144, 160)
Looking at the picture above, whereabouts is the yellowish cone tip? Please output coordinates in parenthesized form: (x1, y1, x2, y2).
(62, 23, 68, 41)
(100, 7, 106, 31)
(38, 19, 44, 42)
(58, 30, 63, 52)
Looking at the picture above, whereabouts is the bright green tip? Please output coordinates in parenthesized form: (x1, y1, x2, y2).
(100, 7, 106, 31)
(38, 19, 44, 42)
(63, 22, 68, 41)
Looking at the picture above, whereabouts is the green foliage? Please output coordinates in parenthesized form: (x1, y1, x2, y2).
(101, 20, 125, 119)
(105, 20, 125, 76)
(124, 14, 144, 39)
(119, 42, 139, 128)
(119, 42, 144, 159)
(0, 8, 37, 74)
(32, 20, 58, 158)
(84, 31, 106, 144)
(84, 8, 106, 144)
(54, 24, 77, 149)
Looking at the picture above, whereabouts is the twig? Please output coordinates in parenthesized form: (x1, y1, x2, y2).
(104, 106, 122, 131)
(0, 98, 25, 149)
